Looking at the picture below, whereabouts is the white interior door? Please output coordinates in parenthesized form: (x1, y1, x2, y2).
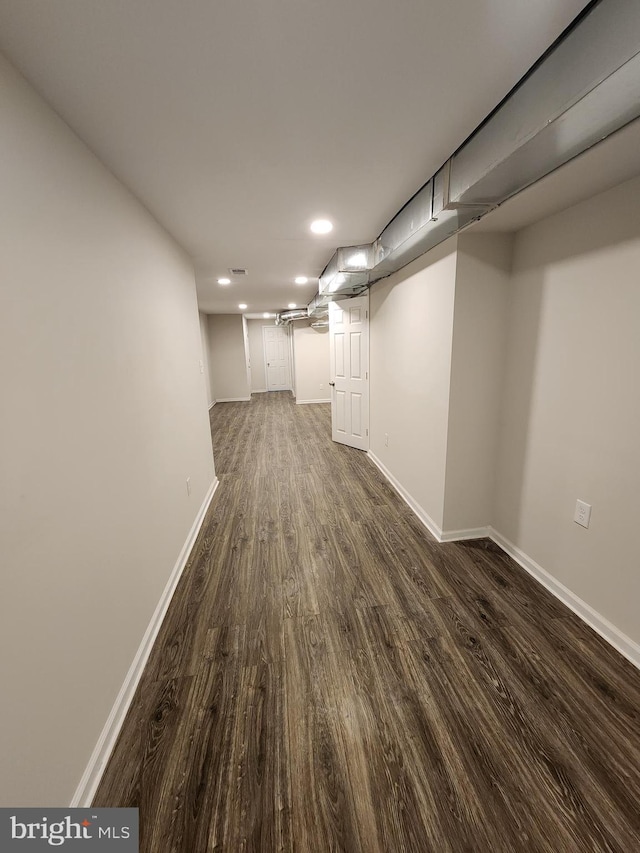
(329, 294, 369, 450)
(263, 325, 291, 391)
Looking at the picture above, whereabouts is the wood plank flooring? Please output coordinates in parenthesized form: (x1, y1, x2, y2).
(94, 392, 640, 851)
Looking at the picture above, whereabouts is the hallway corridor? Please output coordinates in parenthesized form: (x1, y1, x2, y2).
(94, 392, 640, 851)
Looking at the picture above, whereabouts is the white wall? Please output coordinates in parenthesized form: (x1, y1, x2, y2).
(443, 233, 513, 532)
(369, 177, 640, 656)
(495, 175, 640, 646)
(369, 238, 458, 530)
(199, 311, 214, 406)
(0, 54, 216, 805)
(207, 314, 251, 401)
(293, 321, 330, 403)
(247, 319, 268, 392)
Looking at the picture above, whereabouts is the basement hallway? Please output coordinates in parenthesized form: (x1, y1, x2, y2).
(94, 392, 640, 851)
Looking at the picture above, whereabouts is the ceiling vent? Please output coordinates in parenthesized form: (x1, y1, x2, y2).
(229, 268, 247, 276)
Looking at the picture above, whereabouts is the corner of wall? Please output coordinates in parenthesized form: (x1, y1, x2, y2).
(369, 236, 459, 532)
(441, 231, 513, 534)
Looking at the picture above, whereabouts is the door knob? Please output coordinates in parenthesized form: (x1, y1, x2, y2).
(329, 381, 335, 386)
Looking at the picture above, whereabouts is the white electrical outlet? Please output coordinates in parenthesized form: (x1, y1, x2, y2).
(186, 477, 192, 496)
(384, 433, 389, 447)
(574, 499, 591, 528)
(199, 359, 204, 374)
(319, 383, 324, 390)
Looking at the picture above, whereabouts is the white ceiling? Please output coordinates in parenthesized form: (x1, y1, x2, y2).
(0, 0, 591, 314)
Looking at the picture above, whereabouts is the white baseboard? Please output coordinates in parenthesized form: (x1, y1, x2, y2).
(440, 526, 492, 542)
(296, 398, 331, 405)
(215, 397, 251, 403)
(368, 452, 489, 544)
(367, 450, 640, 671)
(251, 388, 267, 394)
(367, 451, 444, 542)
(488, 528, 640, 671)
(70, 477, 219, 807)
(208, 400, 216, 410)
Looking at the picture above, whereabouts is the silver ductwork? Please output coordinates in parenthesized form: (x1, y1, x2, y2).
(317, 250, 369, 299)
(276, 308, 310, 325)
(372, 174, 490, 281)
(447, 0, 640, 207)
(313, 0, 640, 306)
(306, 290, 354, 319)
(307, 293, 330, 317)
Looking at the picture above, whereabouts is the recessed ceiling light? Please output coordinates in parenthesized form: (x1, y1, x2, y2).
(263, 312, 270, 318)
(310, 219, 333, 234)
(238, 303, 247, 310)
(218, 277, 231, 285)
(294, 276, 308, 285)
(288, 303, 296, 309)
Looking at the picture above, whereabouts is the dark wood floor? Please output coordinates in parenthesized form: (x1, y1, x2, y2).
(94, 391, 640, 851)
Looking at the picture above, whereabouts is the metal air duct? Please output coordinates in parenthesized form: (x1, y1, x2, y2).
(276, 309, 310, 325)
(310, 0, 640, 307)
(307, 293, 330, 318)
(448, 0, 640, 207)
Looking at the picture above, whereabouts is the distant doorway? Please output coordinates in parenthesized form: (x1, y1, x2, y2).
(263, 325, 291, 391)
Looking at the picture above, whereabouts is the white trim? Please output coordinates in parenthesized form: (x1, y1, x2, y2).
(488, 528, 640, 671)
(70, 477, 220, 807)
(367, 451, 443, 542)
(251, 388, 268, 394)
(215, 396, 251, 403)
(367, 450, 640, 671)
(367, 453, 488, 543)
(208, 400, 216, 410)
(440, 526, 492, 542)
(296, 398, 331, 405)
